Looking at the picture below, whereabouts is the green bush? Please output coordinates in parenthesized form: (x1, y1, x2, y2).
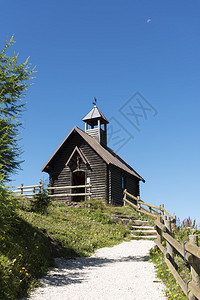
(30, 183, 50, 214)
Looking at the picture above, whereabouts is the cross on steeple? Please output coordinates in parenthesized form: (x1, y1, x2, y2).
(93, 97, 97, 106)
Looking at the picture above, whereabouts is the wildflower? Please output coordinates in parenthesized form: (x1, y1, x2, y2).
(174, 295, 177, 298)
(26, 273, 29, 276)
(19, 254, 22, 257)
(161, 273, 164, 276)
(22, 267, 25, 270)
(169, 292, 172, 295)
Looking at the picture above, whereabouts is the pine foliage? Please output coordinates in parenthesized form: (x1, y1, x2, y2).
(0, 36, 34, 183)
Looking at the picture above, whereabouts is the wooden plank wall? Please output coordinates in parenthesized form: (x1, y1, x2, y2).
(80, 142, 107, 201)
(85, 128, 99, 142)
(49, 132, 107, 202)
(109, 165, 123, 205)
(109, 165, 140, 206)
(126, 174, 140, 199)
(47, 131, 140, 204)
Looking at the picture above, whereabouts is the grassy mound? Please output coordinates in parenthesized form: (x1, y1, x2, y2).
(0, 197, 134, 299)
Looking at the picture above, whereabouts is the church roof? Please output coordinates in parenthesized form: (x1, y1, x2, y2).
(41, 126, 145, 182)
(82, 105, 109, 124)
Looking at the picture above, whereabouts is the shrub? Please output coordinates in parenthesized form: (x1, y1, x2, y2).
(30, 182, 50, 214)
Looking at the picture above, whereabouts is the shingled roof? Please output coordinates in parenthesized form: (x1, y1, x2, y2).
(41, 126, 145, 182)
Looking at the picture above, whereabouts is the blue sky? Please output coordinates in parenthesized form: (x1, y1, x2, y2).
(1, 0, 200, 223)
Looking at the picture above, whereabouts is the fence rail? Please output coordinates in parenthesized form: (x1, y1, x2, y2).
(123, 189, 200, 300)
(123, 189, 173, 219)
(13, 183, 92, 199)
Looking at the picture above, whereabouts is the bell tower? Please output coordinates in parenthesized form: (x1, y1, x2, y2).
(82, 103, 109, 147)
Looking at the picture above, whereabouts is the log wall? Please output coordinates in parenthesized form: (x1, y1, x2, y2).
(47, 130, 140, 204)
(109, 165, 140, 206)
(49, 132, 107, 202)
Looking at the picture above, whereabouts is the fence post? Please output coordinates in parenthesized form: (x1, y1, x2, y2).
(171, 215, 177, 233)
(20, 183, 23, 196)
(89, 184, 91, 200)
(123, 190, 127, 206)
(33, 187, 36, 199)
(39, 181, 42, 194)
(188, 235, 200, 300)
(165, 217, 174, 258)
(156, 215, 163, 243)
(164, 216, 178, 269)
(160, 204, 164, 218)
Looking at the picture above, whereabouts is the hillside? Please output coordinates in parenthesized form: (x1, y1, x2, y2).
(1, 194, 199, 300)
(0, 197, 138, 300)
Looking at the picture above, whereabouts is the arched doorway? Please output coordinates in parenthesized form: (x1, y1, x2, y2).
(71, 170, 85, 201)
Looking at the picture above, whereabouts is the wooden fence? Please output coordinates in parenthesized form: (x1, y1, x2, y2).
(123, 189, 200, 300)
(13, 183, 92, 199)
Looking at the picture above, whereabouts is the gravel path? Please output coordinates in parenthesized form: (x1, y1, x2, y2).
(25, 240, 167, 300)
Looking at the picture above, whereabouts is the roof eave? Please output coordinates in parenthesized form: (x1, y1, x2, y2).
(109, 162, 145, 183)
(41, 126, 78, 172)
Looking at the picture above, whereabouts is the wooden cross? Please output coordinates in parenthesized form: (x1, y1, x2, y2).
(93, 97, 97, 106)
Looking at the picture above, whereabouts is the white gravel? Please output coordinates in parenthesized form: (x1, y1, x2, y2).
(25, 240, 167, 300)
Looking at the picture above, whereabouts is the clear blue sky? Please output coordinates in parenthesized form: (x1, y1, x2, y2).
(1, 0, 200, 224)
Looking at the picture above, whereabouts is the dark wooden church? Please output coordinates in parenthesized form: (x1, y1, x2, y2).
(41, 104, 145, 205)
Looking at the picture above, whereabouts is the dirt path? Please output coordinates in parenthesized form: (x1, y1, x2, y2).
(24, 240, 167, 300)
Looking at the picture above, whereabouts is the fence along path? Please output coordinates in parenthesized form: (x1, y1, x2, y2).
(13, 183, 92, 199)
(123, 189, 200, 300)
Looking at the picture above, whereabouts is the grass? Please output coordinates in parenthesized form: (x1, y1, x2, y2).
(19, 199, 131, 257)
(149, 248, 190, 299)
(0, 197, 135, 299)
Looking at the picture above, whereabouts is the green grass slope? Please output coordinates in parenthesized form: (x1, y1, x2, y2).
(0, 198, 135, 300)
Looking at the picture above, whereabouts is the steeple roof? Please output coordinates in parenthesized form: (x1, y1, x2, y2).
(82, 105, 109, 124)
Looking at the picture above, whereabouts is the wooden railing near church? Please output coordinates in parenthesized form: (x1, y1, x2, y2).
(13, 183, 92, 199)
(123, 189, 200, 300)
